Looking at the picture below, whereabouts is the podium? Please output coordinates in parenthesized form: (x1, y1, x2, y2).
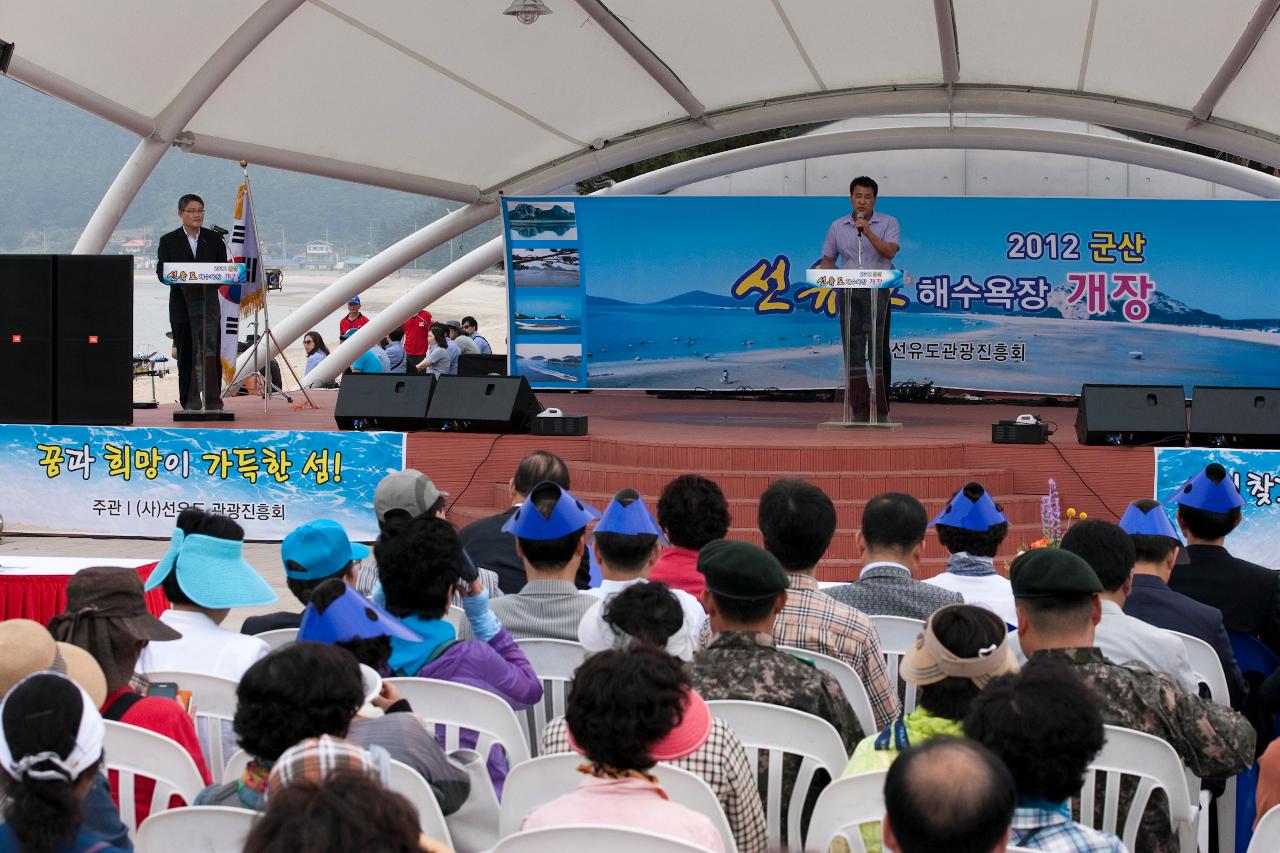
(809, 269, 904, 430)
(162, 262, 244, 422)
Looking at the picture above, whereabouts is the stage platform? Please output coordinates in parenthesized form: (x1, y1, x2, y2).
(119, 389, 1154, 581)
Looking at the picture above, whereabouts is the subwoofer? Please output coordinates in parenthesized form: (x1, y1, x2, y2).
(334, 373, 435, 431)
(425, 375, 542, 433)
(1190, 386, 1280, 449)
(1075, 384, 1187, 446)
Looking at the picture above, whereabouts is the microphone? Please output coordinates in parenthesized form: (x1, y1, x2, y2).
(856, 213, 865, 236)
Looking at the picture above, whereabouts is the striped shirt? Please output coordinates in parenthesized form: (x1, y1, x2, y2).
(488, 579, 596, 641)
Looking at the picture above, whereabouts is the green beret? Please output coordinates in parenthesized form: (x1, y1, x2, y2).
(697, 539, 788, 600)
(1009, 547, 1103, 598)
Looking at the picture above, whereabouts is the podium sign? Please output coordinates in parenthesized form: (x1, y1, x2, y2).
(162, 262, 246, 285)
(812, 268, 906, 431)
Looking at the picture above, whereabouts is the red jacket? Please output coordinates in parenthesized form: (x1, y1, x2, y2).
(648, 546, 705, 597)
(340, 313, 370, 338)
(402, 309, 434, 357)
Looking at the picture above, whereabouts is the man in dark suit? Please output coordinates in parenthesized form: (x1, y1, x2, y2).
(156, 193, 227, 410)
(459, 449, 591, 593)
(1167, 463, 1280, 656)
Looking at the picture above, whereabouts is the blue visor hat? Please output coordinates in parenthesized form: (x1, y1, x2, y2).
(595, 489, 662, 537)
(1118, 502, 1183, 541)
(297, 585, 423, 645)
(931, 488, 1007, 531)
(144, 529, 277, 609)
(1173, 466, 1245, 513)
(502, 481, 600, 540)
(281, 520, 370, 580)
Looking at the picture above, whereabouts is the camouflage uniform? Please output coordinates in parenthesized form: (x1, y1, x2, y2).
(687, 631, 865, 846)
(1031, 647, 1256, 853)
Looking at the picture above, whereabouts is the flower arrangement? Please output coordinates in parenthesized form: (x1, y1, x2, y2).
(1026, 478, 1086, 550)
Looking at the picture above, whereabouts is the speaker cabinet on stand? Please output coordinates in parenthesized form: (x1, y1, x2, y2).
(1075, 384, 1187, 447)
(334, 374, 436, 431)
(426, 376, 543, 433)
(1190, 386, 1280, 449)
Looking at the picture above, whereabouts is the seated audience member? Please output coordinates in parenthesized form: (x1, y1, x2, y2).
(578, 489, 707, 650)
(522, 647, 725, 851)
(1011, 547, 1254, 853)
(378, 514, 541, 793)
(689, 539, 863, 845)
(459, 450, 590, 594)
(342, 328, 385, 374)
(461, 316, 491, 354)
(965, 661, 1124, 852)
(1167, 463, 1280, 655)
(1054, 519, 1198, 693)
(299, 578, 423, 675)
(826, 492, 963, 618)
(881, 738, 1016, 853)
(0, 673, 129, 853)
(413, 324, 451, 378)
(0, 621, 128, 852)
(48, 568, 212, 825)
(243, 770, 447, 853)
(445, 319, 480, 357)
(1119, 499, 1246, 709)
(844, 603, 1016, 853)
(303, 330, 330, 375)
(925, 482, 1017, 627)
(586, 581, 697, 660)
(752, 478, 898, 730)
(384, 327, 407, 373)
(488, 482, 598, 640)
(242, 519, 369, 635)
(138, 509, 276, 680)
(357, 469, 501, 600)
(649, 474, 731, 597)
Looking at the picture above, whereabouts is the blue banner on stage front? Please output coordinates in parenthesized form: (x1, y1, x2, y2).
(1154, 448, 1280, 570)
(500, 195, 1280, 394)
(0, 425, 405, 541)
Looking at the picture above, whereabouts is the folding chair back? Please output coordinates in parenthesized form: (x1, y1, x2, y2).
(135, 805, 256, 853)
(254, 628, 297, 650)
(1249, 803, 1280, 853)
(802, 769, 887, 853)
(513, 638, 589, 756)
(143, 670, 239, 782)
(388, 759, 454, 847)
(867, 615, 924, 713)
(492, 824, 713, 852)
(102, 720, 207, 835)
(778, 645, 876, 736)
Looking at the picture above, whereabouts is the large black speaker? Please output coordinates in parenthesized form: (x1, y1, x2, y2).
(0, 256, 56, 424)
(1076, 384, 1187, 446)
(334, 373, 436, 431)
(1190, 386, 1280, 449)
(457, 353, 508, 377)
(0, 254, 131, 425)
(426, 376, 542, 433)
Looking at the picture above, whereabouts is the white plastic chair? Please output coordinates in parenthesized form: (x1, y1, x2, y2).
(498, 753, 738, 852)
(1168, 629, 1235, 853)
(492, 824, 713, 852)
(778, 645, 877, 737)
(707, 700, 850, 852)
(254, 627, 298, 650)
(222, 748, 250, 782)
(1076, 724, 1199, 853)
(802, 769, 887, 853)
(1249, 803, 1280, 853)
(102, 720, 208, 835)
(867, 615, 924, 714)
(446, 605, 466, 631)
(385, 676, 531, 799)
(135, 805, 256, 853)
(513, 638, 589, 756)
(388, 758, 454, 847)
(144, 670, 239, 782)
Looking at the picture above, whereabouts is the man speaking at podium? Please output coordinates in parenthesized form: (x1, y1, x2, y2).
(156, 193, 228, 411)
(818, 177, 900, 421)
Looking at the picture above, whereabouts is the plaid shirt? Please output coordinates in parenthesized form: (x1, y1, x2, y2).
(541, 715, 768, 853)
(774, 573, 899, 729)
(1011, 801, 1128, 852)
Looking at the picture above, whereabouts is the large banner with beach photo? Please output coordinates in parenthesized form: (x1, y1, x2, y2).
(0, 425, 405, 541)
(500, 196, 1280, 393)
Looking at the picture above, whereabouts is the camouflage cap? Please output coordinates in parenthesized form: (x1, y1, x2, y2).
(1009, 547, 1102, 599)
(697, 539, 788, 600)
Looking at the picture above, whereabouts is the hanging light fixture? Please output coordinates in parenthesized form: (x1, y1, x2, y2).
(503, 0, 552, 25)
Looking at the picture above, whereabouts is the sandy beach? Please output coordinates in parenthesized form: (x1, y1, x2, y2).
(134, 269, 509, 405)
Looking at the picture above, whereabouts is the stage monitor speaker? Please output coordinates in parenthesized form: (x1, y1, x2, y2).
(0, 255, 56, 424)
(334, 373, 436, 431)
(426, 376, 542, 433)
(458, 353, 508, 377)
(1190, 386, 1280, 449)
(55, 255, 133, 425)
(1076, 384, 1187, 446)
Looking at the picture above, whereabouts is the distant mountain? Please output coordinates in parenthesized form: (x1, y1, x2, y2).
(654, 289, 743, 307)
(508, 203, 575, 223)
(585, 295, 633, 306)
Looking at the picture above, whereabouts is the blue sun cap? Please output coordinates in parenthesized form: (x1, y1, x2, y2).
(1173, 464, 1245, 513)
(1118, 502, 1183, 542)
(501, 481, 600, 540)
(297, 585, 423, 644)
(930, 487, 1007, 531)
(595, 488, 662, 537)
(281, 519, 370, 580)
(144, 529, 277, 609)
